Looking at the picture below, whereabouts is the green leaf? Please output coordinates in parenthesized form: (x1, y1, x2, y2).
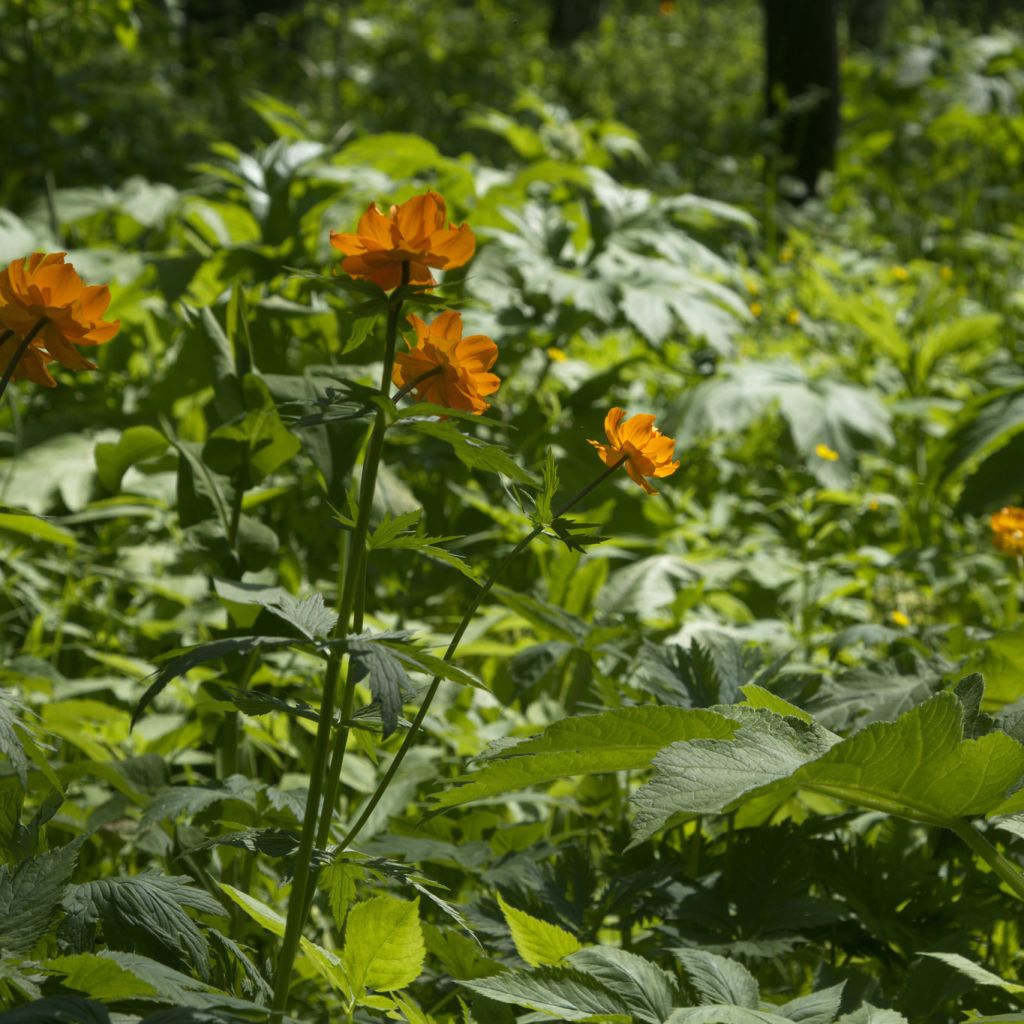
(341, 894, 425, 994)
(94, 426, 170, 493)
(568, 947, 679, 1024)
(917, 952, 1024, 993)
(0, 996, 111, 1023)
(368, 511, 482, 584)
(218, 883, 346, 994)
(43, 949, 264, 1013)
(777, 983, 846, 1024)
(0, 692, 29, 788)
(0, 512, 77, 548)
(0, 839, 81, 955)
(347, 635, 409, 739)
(633, 693, 1024, 842)
(497, 892, 581, 967)
(407, 420, 536, 484)
(434, 707, 738, 809)
(60, 872, 223, 980)
(674, 948, 760, 1009)
(321, 860, 363, 930)
(665, 1008, 795, 1024)
(460, 966, 632, 1022)
(131, 636, 300, 727)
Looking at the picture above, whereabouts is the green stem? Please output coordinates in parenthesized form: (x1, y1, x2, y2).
(331, 454, 629, 857)
(950, 820, 1024, 905)
(270, 263, 409, 1014)
(0, 317, 49, 403)
(314, 265, 411, 850)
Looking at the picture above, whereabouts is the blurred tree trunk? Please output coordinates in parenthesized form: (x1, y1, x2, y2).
(848, 0, 890, 48)
(549, 0, 603, 46)
(763, 0, 841, 199)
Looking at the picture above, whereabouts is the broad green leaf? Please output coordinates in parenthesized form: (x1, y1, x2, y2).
(44, 949, 264, 1012)
(665, 1008, 795, 1024)
(60, 872, 224, 979)
(497, 893, 581, 966)
(346, 636, 409, 739)
(434, 707, 738, 809)
(776, 982, 846, 1024)
(674, 948, 760, 1009)
(976, 627, 1024, 709)
(219, 883, 346, 993)
(461, 966, 632, 1022)
(631, 709, 835, 842)
(0, 996, 110, 1023)
(568, 947, 679, 1024)
(0, 512, 76, 548)
(740, 684, 814, 725)
(341, 895, 425, 994)
(94, 426, 169, 493)
(0, 839, 81, 955)
(633, 694, 1024, 842)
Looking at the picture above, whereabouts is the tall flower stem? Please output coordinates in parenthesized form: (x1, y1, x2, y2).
(331, 454, 628, 859)
(271, 264, 409, 1014)
(0, 317, 48, 403)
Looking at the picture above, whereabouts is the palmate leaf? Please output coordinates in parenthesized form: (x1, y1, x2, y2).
(60, 872, 224, 980)
(140, 775, 261, 830)
(368, 510, 482, 583)
(433, 707, 738, 809)
(630, 692, 1024, 843)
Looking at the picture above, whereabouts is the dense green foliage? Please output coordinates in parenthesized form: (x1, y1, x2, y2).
(3, 1, 1024, 1022)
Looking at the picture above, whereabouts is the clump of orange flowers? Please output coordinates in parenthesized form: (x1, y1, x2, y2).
(0, 252, 120, 388)
(589, 407, 679, 494)
(392, 311, 499, 415)
(330, 192, 475, 292)
(992, 506, 1024, 557)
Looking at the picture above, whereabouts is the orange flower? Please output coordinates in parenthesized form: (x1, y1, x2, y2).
(392, 310, 499, 415)
(992, 506, 1024, 557)
(0, 252, 120, 388)
(330, 192, 475, 292)
(588, 407, 679, 495)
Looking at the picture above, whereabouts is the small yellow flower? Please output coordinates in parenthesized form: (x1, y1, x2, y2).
(891, 265, 910, 283)
(779, 245, 794, 264)
(939, 265, 953, 282)
(815, 443, 839, 462)
(786, 309, 801, 325)
(546, 347, 567, 363)
(749, 302, 763, 318)
(589, 407, 680, 495)
(992, 506, 1024, 557)
(745, 279, 760, 297)
(868, 498, 880, 511)
(659, 0, 676, 14)
(891, 610, 910, 628)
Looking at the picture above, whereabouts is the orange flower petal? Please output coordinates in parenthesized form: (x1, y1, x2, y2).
(394, 192, 446, 245)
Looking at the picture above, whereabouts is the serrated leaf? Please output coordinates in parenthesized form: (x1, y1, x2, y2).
(920, 952, 1024, 993)
(60, 872, 223, 980)
(633, 693, 1024, 842)
(497, 892, 581, 967)
(407, 420, 536, 484)
(665, 1008, 795, 1024)
(321, 860, 363, 929)
(0, 693, 29, 788)
(347, 636, 408, 739)
(777, 982, 845, 1023)
(674, 948, 760, 1009)
(460, 966, 632, 1022)
(342, 895, 425, 994)
(568, 947, 679, 1024)
(132, 636, 300, 727)
(0, 996, 111, 1023)
(0, 839, 81, 955)
(435, 707, 738, 809)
